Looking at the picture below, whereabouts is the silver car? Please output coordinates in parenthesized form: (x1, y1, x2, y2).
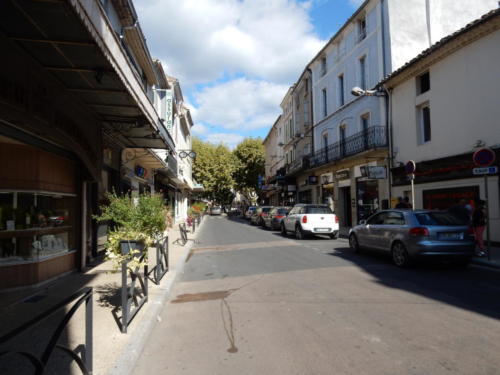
(210, 206, 222, 215)
(349, 209, 474, 267)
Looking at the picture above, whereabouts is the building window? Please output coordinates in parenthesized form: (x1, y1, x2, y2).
(322, 132, 328, 150)
(418, 104, 431, 143)
(289, 119, 293, 140)
(340, 125, 346, 155)
(359, 56, 366, 90)
(322, 88, 327, 117)
(304, 143, 310, 156)
(338, 74, 345, 106)
(358, 16, 367, 41)
(321, 57, 327, 76)
(417, 71, 430, 94)
(361, 113, 369, 133)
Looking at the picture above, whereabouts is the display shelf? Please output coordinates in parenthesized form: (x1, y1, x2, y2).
(0, 226, 72, 239)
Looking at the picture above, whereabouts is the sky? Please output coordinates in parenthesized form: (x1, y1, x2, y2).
(135, 0, 364, 149)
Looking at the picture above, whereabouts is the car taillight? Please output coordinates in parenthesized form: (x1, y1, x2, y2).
(302, 215, 307, 224)
(335, 216, 339, 223)
(409, 227, 429, 237)
(467, 226, 474, 235)
(276, 215, 284, 219)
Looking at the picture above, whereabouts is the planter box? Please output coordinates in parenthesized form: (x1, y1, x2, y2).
(119, 240, 145, 256)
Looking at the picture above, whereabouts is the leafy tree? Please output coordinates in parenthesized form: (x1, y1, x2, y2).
(192, 137, 236, 205)
(232, 137, 265, 204)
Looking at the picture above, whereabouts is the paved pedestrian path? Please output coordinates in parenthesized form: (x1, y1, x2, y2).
(0, 216, 205, 375)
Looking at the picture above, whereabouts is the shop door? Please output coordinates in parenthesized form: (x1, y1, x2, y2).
(340, 187, 352, 227)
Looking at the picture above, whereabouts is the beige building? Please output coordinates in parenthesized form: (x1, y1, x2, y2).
(382, 8, 500, 242)
(263, 116, 284, 205)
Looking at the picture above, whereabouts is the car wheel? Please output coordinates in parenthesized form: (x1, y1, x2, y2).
(349, 234, 360, 253)
(281, 223, 287, 236)
(295, 225, 304, 240)
(329, 232, 338, 240)
(391, 242, 412, 267)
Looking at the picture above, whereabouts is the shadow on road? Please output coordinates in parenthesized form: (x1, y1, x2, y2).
(328, 246, 500, 321)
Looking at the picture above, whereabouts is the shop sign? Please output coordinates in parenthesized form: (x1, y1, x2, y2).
(360, 166, 387, 179)
(135, 165, 148, 179)
(166, 90, 174, 133)
(336, 170, 350, 180)
(308, 176, 318, 184)
(473, 166, 498, 175)
(287, 185, 297, 192)
(321, 173, 333, 185)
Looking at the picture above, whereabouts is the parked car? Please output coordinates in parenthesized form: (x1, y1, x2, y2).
(281, 204, 339, 239)
(348, 209, 475, 267)
(245, 206, 257, 220)
(250, 206, 273, 226)
(263, 206, 291, 230)
(210, 206, 222, 215)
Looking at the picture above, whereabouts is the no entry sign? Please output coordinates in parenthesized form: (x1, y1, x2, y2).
(473, 148, 496, 167)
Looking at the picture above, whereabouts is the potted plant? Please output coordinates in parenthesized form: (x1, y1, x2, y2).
(95, 192, 170, 269)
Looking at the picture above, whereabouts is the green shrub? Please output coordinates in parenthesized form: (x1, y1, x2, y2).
(95, 192, 171, 268)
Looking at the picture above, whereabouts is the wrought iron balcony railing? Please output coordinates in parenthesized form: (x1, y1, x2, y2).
(309, 126, 387, 169)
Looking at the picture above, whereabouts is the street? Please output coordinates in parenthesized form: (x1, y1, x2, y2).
(133, 215, 500, 375)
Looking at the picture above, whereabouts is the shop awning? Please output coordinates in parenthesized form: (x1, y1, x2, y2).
(0, 0, 175, 151)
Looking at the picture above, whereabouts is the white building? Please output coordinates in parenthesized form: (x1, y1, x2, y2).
(382, 8, 500, 242)
(307, 0, 498, 232)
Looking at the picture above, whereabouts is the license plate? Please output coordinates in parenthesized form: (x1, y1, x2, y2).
(315, 228, 330, 232)
(438, 232, 463, 240)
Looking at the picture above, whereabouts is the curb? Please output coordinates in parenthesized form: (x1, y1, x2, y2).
(470, 257, 500, 270)
(107, 216, 206, 375)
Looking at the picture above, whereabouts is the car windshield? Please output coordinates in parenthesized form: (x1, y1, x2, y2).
(277, 208, 289, 214)
(304, 206, 333, 214)
(415, 212, 468, 226)
(262, 207, 272, 213)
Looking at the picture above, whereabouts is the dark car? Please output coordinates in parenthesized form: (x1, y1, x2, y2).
(263, 206, 291, 230)
(349, 209, 475, 267)
(250, 206, 273, 226)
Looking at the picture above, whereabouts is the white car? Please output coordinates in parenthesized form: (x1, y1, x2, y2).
(281, 204, 339, 240)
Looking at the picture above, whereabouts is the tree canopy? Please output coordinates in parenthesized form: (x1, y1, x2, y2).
(192, 137, 236, 205)
(232, 138, 265, 203)
(191, 137, 265, 205)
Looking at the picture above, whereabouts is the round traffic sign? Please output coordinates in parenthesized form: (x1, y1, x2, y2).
(473, 148, 496, 167)
(405, 160, 416, 174)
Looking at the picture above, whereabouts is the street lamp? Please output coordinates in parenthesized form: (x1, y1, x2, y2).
(351, 86, 394, 207)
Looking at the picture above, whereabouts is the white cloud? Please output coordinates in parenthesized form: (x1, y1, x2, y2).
(135, 0, 325, 85)
(191, 123, 210, 136)
(193, 78, 288, 130)
(205, 133, 245, 150)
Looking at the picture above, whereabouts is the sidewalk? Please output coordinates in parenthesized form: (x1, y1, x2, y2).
(0, 216, 205, 375)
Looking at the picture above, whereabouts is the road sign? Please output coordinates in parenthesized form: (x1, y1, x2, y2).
(405, 160, 416, 174)
(473, 166, 498, 175)
(473, 148, 496, 167)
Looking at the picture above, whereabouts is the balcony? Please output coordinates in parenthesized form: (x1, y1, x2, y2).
(309, 126, 387, 169)
(286, 156, 311, 175)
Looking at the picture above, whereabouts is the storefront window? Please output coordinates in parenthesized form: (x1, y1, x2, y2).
(0, 191, 76, 264)
(356, 179, 379, 222)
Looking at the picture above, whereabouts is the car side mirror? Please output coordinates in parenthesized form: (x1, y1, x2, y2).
(359, 219, 367, 225)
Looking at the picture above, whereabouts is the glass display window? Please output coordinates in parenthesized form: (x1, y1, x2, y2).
(0, 191, 76, 265)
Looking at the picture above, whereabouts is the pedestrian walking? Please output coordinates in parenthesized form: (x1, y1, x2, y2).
(395, 197, 406, 209)
(472, 199, 487, 257)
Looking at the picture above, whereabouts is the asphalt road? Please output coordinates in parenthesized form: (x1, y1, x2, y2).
(133, 215, 500, 375)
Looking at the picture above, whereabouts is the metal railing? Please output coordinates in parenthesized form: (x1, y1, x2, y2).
(121, 253, 148, 334)
(148, 236, 169, 285)
(309, 126, 387, 169)
(0, 288, 93, 374)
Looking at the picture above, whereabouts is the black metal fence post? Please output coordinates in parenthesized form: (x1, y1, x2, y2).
(0, 288, 93, 375)
(121, 260, 128, 334)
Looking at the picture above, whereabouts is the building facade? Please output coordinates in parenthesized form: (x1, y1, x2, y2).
(0, 0, 178, 290)
(382, 8, 500, 242)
